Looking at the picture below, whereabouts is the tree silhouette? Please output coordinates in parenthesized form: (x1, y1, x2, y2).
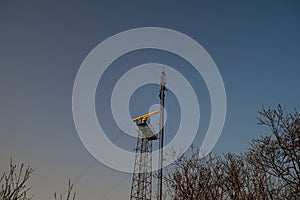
(0, 159, 76, 200)
(54, 179, 76, 200)
(163, 105, 300, 199)
(249, 105, 300, 199)
(0, 158, 34, 200)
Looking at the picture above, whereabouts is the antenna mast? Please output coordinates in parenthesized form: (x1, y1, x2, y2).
(158, 70, 166, 200)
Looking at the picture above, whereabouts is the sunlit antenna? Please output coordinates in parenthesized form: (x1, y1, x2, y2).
(130, 110, 159, 200)
(129, 69, 166, 200)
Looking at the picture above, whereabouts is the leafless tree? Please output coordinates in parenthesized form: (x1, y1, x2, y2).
(163, 105, 299, 200)
(0, 158, 34, 200)
(249, 104, 300, 199)
(0, 158, 76, 200)
(54, 179, 76, 200)
(163, 151, 279, 200)
(162, 148, 227, 200)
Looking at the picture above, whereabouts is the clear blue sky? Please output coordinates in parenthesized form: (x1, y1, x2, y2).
(0, 1, 299, 199)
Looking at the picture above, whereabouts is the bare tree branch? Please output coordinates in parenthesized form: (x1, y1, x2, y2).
(0, 158, 34, 200)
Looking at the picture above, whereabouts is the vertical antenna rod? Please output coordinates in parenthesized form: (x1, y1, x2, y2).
(158, 70, 166, 200)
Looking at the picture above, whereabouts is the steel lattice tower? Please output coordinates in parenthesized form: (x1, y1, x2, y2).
(130, 111, 158, 200)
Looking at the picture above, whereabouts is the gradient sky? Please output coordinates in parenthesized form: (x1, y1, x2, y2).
(1, 1, 300, 200)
